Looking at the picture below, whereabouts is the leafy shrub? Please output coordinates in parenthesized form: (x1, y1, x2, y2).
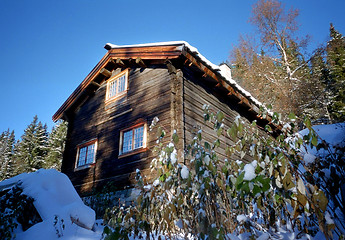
(103, 107, 344, 239)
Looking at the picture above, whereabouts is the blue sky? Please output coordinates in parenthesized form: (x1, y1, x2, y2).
(1, 0, 344, 138)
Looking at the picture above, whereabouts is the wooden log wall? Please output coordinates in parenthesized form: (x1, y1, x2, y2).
(62, 66, 173, 194)
(181, 66, 268, 165)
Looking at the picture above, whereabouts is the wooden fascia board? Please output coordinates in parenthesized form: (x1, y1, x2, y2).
(108, 45, 183, 59)
(52, 52, 112, 122)
(52, 46, 183, 122)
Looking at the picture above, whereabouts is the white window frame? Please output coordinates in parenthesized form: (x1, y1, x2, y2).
(105, 69, 129, 104)
(75, 139, 97, 170)
(119, 123, 147, 156)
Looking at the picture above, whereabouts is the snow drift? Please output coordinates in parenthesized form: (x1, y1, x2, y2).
(0, 169, 101, 240)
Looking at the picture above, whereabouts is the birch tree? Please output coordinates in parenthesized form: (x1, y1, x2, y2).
(230, 0, 325, 120)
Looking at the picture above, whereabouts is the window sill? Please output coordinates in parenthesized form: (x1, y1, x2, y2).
(105, 91, 128, 106)
(74, 163, 95, 171)
(118, 147, 147, 159)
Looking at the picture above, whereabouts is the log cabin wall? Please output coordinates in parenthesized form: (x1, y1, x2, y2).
(181, 66, 267, 164)
(62, 66, 174, 194)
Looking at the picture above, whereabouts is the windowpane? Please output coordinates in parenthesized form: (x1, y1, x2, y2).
(77, 146, 87, 167)
(77, 142, 96, 168)
(106, 72, 127, 101)
(86, 144, 95, 165)
(122, 130, 133, 153)
(134, 126, 144, 149)
(108, 80, 117, 99)
(118, 75, 126, 93)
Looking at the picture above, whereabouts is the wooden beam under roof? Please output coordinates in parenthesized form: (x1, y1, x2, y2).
(90, 81, 101, 88)
(100, 68, 112, 78)
(115, 58, 125, 67)
(135, 57, 146, 68)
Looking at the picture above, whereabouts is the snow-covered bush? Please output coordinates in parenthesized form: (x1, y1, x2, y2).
(103, 107, 344, 239)
(0, 185, 41, 240)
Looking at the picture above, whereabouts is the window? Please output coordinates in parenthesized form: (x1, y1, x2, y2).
(76, 140, 97, 169)
(106, 69, 128, 103)
(120, 123, 147, 155)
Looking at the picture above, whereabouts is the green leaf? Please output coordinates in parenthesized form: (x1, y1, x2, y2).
(197, 132, 202, 141)
(252, 184, 261, 196)
(304, 117, 312, 130)
(240, 182, 250, 194)
(265, 125, 272, 132)
(235, 172, 245, 189)
(103, 226, 111, 235)
(216, 111, 224, 122)
(227, 125, 237, 139)
(288, 112, 296, 121)
(204, 142, 211, 150)
(172, 132, 179, 144)
(238, 122, 243, 134)
(257, 176, 270, 192)
(217, 127, 222, 137)
(311, 136, 318, 147)
(240, 150, 245, 159)
(213, 139, 220, 148)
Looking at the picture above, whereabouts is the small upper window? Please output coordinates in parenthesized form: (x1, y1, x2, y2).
(76, 140, 97, 169)
(120, 123, 147, 155)
(106, 69, 128, 103)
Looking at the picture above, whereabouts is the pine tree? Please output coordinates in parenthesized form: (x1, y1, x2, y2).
(0, 129, 15, 180)
(326, 24, 345, 122)
(14, 115, 49, 173)
(44, 120, 67, 171)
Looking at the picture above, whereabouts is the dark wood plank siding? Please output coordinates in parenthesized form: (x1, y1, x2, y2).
(62, 67, 173, 193)
(182, 67, 263, 163)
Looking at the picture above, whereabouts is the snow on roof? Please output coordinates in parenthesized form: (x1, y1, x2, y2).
(105, 41, 264, 109)
(0, 169, 99, 240)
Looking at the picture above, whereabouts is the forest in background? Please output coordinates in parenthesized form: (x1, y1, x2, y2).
(0, 116, 67, 181)
(229, 0, 345, 124)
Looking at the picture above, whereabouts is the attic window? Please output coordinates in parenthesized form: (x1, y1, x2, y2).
(75, 139, 97, 169)
(119, 123, 147, 156)
(105, 69, 128, 104)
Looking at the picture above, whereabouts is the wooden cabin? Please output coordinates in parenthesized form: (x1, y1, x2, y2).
(53, 41, 274, 194)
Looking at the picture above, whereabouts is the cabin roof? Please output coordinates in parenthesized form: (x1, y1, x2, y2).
(52, 41, 267, 123)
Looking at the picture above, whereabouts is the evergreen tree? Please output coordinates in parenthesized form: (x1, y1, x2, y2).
(44, 120, 67, 170)
(0, 129, 15, 180)
(326, 24, 345, 122)
(302, 48, 330, 123)
(14, 115, 49, 173)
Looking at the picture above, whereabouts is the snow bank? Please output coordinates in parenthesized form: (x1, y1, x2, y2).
(299, 122, 345, 156)
(0, 169, 101, 240)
